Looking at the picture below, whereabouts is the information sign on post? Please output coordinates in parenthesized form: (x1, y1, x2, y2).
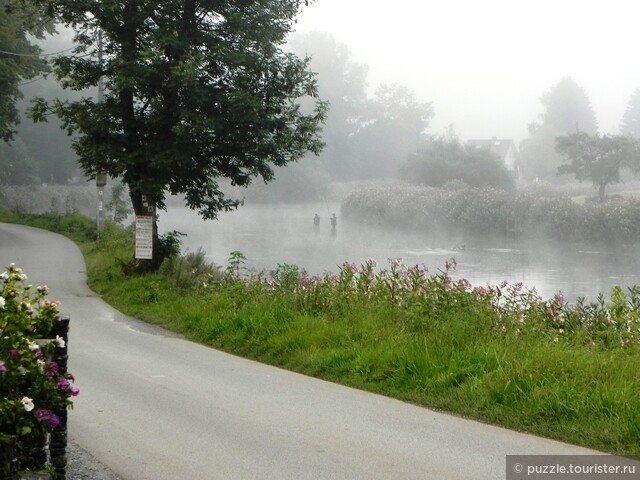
(135, 216, 154, 260)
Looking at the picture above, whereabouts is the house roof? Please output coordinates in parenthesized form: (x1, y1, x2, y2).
(466, 137, 518, 160)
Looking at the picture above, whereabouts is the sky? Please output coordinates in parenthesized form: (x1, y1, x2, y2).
(292, 0, 639, 144)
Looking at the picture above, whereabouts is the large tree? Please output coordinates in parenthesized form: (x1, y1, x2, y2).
(556, 131, 639, 202)
(0, 0, 52, 141)
(31, 0, 326, 268)
(287, 32, 433, 182)
(520, 77, 597, 182)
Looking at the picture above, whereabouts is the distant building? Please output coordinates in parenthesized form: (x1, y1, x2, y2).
(466, 137, 520, 176)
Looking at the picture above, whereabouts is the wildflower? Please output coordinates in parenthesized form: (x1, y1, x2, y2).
(54, 335, 66, 348)
(0, 296, 4, 309)
(0, 360, 6, 373)
(27, 340, 39, 352)
(22, 397, 35, 412)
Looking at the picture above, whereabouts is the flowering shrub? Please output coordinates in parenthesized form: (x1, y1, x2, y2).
(0, 264, 78, 442)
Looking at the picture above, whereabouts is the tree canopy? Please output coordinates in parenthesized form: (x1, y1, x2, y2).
(31, 0, 326, 265)
(400, 137, 515, 190)
(556, 131, 639, 201)
(0, 0, 52, 141)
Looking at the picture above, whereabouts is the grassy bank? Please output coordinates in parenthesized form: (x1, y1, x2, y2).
(2, 211, 639, 456)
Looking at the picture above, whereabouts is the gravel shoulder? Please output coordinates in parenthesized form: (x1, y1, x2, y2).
(66, 442, 123, 480)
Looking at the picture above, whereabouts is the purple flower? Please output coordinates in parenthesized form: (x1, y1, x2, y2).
(57, 377, 80, 396)
(35, 409, 61, 429)
(57, 377, 70, 389)
(0, 360, 6, 373)
(8, 349, 18, 360)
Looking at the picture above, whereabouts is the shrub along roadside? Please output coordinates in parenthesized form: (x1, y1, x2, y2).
(2, 211, 640, 456)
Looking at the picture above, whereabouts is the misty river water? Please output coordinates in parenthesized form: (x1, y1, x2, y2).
(160, 202, 640, 303)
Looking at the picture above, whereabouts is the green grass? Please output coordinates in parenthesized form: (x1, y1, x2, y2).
(3, 211, 640, 456)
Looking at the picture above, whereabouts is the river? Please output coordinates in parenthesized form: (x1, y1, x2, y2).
(159, 202, 640, 302)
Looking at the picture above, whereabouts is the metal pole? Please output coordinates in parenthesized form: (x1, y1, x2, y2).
(96, 29, 104, 239)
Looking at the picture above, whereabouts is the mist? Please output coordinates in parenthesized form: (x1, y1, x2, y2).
(293, 0, 638, 143)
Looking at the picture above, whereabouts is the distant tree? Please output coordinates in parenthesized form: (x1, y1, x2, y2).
(540, 77, 597, 134)
(520, 77, 597, 182)
(400, 137, 515, 190)
(0, 136, 39, 185)
(288, 33, 433, 182)
(30, 0, 327, 270)
(556, 132, 639, 202)
(0, 0, 52, 141)
(351, 84, 433, 179)
(17, 77, 81, 183)
(620, 88, 640, 139)
(287, 32, 370, 182)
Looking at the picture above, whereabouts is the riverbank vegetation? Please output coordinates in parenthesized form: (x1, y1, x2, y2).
(342, 183, 640, 244)
(1, 211, 639, 456)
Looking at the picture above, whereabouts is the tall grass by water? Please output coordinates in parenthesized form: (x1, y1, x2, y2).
(2, 212, 640, 456)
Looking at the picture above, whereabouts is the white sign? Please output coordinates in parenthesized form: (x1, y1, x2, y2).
(135, 216, 154, 260)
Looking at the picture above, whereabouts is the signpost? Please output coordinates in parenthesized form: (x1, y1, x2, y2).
(135, 215, 154, 260)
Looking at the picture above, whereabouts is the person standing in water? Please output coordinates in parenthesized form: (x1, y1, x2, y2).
(313, 213, 320, 234)
(330, 213, 337, 236)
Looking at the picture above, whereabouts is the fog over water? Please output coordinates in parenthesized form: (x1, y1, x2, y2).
(160, 203, 640, 303)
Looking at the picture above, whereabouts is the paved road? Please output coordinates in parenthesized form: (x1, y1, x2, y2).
(0, 222, 599, 479)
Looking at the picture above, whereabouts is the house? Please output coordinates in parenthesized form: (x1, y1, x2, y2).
(466, 137, 520, 175)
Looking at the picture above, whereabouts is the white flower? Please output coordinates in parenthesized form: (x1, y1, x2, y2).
(54, 335, 66, 348)
(21, 397, 34, 412)
(0, 272, 7, 281)
(27, 340, 39, 352)
(18, 367, 26, 376)
(0, 296, 5, 309)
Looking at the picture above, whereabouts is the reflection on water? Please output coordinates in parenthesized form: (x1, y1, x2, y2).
(160, 203, 640, 302)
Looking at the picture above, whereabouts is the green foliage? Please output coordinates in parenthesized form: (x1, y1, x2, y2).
(226, 250, 248, 280)
(0, 209, 96, 243)
(556, 132, 640, 201)
(400, 137, 515, 190)
(159, 248, 222, 291)
(156, 230, 184, 263)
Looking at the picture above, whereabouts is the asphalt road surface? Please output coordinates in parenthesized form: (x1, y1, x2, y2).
(0, 222, 600, 479)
